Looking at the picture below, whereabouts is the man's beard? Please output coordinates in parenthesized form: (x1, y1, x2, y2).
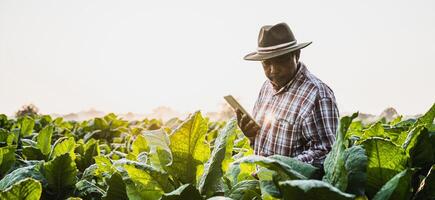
(269, 76, 289, 90)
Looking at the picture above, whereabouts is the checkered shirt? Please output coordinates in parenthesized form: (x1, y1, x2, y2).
(252, 62, 339, 166)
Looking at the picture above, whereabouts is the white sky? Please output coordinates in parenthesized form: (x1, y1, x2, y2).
(1, 0, 434, 116)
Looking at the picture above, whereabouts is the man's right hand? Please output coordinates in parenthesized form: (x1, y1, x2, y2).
(236, 109, 260, 138)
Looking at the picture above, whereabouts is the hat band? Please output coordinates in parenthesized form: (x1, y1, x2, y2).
(257, 41, 297, 53)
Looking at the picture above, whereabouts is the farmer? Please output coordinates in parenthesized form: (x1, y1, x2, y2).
(236, 22, 339, 168)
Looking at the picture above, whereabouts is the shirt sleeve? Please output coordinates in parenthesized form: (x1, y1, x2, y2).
(296, 97, 339, 167)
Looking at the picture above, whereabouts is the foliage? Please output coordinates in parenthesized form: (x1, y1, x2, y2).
(0, 103, 433, 199)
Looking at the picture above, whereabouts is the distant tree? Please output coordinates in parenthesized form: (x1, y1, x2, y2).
(15, 104, 39, 118)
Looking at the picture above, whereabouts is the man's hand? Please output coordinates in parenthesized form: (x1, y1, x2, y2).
(236, 109, 260, 138)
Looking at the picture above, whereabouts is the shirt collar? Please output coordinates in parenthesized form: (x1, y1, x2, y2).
(270, 62, 306, 95)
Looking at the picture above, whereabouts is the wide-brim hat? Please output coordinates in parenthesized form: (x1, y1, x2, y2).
(244, 22, 312, 61)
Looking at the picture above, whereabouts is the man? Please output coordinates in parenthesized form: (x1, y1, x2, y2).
(236, 22, 339, 167)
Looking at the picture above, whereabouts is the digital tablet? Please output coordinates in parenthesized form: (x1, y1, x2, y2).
(224, 95, 260, 127)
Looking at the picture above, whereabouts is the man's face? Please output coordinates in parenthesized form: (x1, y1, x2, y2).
(261, 52, 298, 90)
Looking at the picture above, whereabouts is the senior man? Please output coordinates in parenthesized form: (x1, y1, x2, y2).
(236, 22, 339, 167)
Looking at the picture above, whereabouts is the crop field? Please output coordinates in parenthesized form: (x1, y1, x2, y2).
(0, 104, 433, 200)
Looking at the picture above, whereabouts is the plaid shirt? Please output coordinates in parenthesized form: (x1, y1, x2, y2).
(252, 62, 339, 166)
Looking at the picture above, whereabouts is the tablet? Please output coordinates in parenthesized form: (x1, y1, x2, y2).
(224, 95, 260, 127)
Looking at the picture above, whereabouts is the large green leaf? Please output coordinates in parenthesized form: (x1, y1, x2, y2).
(123, 160, 173, 199)
(0, 178, 42, 200)
(234, 155, 307, 180)
(413, 165, 435, 200)
(93, 156, 115, 178)
(268, 155, 320, 179)
(142, 129, 173, 170)
(75, 179, 105, 199)
(0, 146, 16, 177)
(42, 153, 78, 199)
(225, 159, 256, 187)
(131, 134, 149, 158)
(22, 146, 45, 161)
(401, 105, 435, 169)
(226, 180, 261, 200)
(168, 111, 210, 184)
(372, 168, 414, 200)
(341, 145, 367, 196)
(256, 167, 281, 200)
(361, 138, 409, 198)
(50, 137, 76, 159)
(0, 128, 15, 146)
(402, 103, 435, 153)
(102, 172, 128, 200)
(278, 180, 355, 200)
(323, 113, 358, 191)
(19, 117, 35, 137)
(37, 125, 53, 156)
(199, 119, 237, 197)
(76, 139, 100, 172)
(161, 184, 202, 200)
(406, 128, 434, 168)
(401, 105, 435, 168)
(345, 120, 363, 142)
(360, 122, 385, 140)
(0, 163, 45, 190)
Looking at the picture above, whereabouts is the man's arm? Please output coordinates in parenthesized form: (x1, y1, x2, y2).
(296, 97, 339, 167)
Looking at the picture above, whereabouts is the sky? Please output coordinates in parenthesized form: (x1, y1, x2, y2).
(0, 0, 434, 117)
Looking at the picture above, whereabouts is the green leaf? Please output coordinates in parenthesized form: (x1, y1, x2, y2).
(0, 146, 16, 177)
(0, 164, 45, 190)
(372, 168, 414, 200)
(168, 111, 210, 184)
(400, 106, 435, 168)
(19, 117, 35, 137)
(344, 120, 363, 141)
(225, 160, 256, 187)
(323, 113, 358, 190)
(226, 180, 261, 200)
(37, 125, 53, 156)
(198, 119, 237, 197)
(0, 178, 42, 200)
(341, 146, 368, 196)
(414, 165, 435, 200)
(361, 138, 408, 198)
(94, 156, 115, 178)
(142, 129, 173, 170)
(402, 103, 435, 151)
(360, 122, 385, 140)
(256, 167, 281, 199)
(234, 155, 307, 180)
(390, 116, 403, 126)
(22, 146, 45, 161)
(324, 114, 368, 196)
(406, 128, 434, 168)
(50, 137, 76, 159)
(42, 153, 78, 198)
(268, 155, 320, 179)
(131, 134, 149, 158)
(123, 160, 173, 199)
(0, 129, 15, 146)
(278, 180, 355, 200)
(102, 172, 128, 200)
(76, 139, 100, 172)
(75, 179, 105, 199)
(161, 184, 202, 200)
